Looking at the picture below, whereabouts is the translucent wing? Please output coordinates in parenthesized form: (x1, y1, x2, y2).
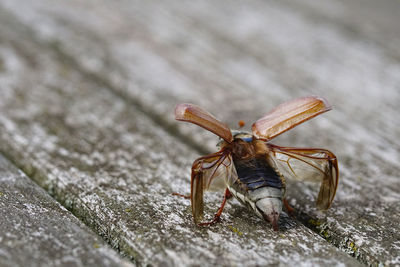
(175, 103, 233, 142)
(191, 151, 235, 223)
(252, 96, 331, 141)
(268, 144, 339, 210)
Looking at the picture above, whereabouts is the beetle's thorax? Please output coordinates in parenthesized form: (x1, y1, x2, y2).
(231, 138, 270, 159)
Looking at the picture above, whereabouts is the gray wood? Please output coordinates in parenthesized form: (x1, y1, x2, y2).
(0, 0, 399, 266)
(288, 0, 400, 61)
(0, 6, 363, 267)
(0, 155, 133, 267)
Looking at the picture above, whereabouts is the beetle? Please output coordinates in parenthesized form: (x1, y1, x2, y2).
(174, 96, 339, 230)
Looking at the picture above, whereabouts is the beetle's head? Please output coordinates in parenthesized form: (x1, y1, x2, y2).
(217, 130, 253, 149)
(232, 130, 253, 142)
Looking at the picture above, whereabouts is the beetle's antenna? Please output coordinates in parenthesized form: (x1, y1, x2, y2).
(238, 120, 245, 128)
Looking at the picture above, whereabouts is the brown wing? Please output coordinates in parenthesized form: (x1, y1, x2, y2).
(191, 151, 235, 223)
(252, 96, 332, 141)
(268, 144, 339, 210)
(175, 103, 233, 143)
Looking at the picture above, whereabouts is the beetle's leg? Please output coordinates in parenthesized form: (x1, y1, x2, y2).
(198, 188, 232, 226)
(172, 192, 191, 199)
(191, 150, 230, 224)
(283, 198, 295, 217)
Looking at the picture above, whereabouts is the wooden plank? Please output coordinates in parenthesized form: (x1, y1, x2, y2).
(287, 0, 400, 61)
(1, 0, 399, 266)
(0, 6, 362, 267)
(0, 154, 133, 267)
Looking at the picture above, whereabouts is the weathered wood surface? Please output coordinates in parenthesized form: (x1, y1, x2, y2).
(0, 155, 133, 267)
(0, 0, 399, 266)
(0, 13, 361, 266)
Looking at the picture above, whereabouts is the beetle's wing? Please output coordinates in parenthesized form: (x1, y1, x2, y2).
(268, 144, 339, 210)
(191, 151, 235, 223)
(175, 103, 233, 143)
(252, 96, 331, 141)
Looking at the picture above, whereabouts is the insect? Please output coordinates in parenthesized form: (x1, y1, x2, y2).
(175, 96, 338, 231)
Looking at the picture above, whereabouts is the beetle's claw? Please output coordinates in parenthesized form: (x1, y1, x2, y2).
(198, 215, 221, 226)
(172, 192, 191, 199)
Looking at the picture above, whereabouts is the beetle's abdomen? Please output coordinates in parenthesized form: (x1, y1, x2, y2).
(233, 157, 283, 190)
(229, 153, 284, 230)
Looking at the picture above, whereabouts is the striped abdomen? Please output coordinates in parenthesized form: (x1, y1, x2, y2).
(233, 157, 283, 190)
(228, 156, 284, 230)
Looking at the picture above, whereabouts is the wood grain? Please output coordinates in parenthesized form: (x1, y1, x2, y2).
(0, 0, 399, 266)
